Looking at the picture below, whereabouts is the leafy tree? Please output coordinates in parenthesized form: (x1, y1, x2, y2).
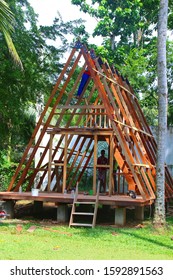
(0, 0, 88, 166)
(71, 0, 173, 125)
(0, 0, 86, 149)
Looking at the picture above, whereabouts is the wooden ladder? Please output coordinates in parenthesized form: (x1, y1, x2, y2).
(69, 182, 100, 228)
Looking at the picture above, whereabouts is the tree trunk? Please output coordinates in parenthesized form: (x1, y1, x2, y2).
(110, 34, 115, 51)
(153, 0, 168, 227)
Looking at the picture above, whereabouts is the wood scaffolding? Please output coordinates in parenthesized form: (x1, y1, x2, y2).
(6, 40, 173, 203)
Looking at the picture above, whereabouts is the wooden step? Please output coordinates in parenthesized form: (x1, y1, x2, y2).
(70, 223, 93, 227)
(72, 212, 94, 216)
(69, 182, 100, 228)
(74, 201, 95, 205)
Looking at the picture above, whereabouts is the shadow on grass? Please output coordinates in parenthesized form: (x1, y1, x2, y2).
(117, 228, 173, 251)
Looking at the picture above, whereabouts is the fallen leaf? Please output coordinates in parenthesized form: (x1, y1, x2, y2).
(111, 232, 118, 236)
(53, 246, 60, 250)
(135, 224, 144, 229)
(27, 226, 37, 233)
(16, 224, 23, 234)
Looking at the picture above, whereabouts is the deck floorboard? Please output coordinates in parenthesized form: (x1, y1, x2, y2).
(0, 192, 153, 207)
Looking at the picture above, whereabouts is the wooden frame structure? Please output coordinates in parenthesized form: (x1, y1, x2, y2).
(6, 41, 173, 203)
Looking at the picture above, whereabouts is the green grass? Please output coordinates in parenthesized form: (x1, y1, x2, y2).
(0, 217, 173, 260)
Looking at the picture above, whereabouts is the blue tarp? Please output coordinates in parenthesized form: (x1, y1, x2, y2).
(76, 70, 90, 97)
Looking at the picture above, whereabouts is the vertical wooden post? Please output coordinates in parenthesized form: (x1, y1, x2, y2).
(104, 110, 106, 128)
(86, 109, 88, 127)
(48, 133, 53, 192)
(93, 134, 98, 195)
(99, 109, 102, 127)
(94, 109, 97, 125)
(90, 115, 92, 127)
(62, 134, 68, 193)
(109, 134, 114, 195)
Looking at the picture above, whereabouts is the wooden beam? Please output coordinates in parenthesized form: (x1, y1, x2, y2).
(62, 134, 68, 193)
(109, 135, 114, 195)
(93, 134, 98, 195)
(47, 134, 53, 192)
(56, 105, 105, 110)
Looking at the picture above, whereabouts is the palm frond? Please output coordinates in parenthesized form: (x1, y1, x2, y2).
(0, 0, 23, 70)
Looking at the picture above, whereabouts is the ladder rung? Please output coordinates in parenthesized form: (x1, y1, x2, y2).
(72, 212, 94, 216)
(74, 201, 95, 205)
(70, 223, 93, 227)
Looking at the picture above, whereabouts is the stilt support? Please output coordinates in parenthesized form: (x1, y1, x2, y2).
(57, 204, 68, 222)
(1, 200, 15, 219)
(135, 206, 144, 221)
(115, 207, 126, 226)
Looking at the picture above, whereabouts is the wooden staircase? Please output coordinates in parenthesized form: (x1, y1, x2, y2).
(69, 183, 100, 228)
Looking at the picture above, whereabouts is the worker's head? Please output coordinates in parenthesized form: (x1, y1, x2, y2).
(101, 149, 105, 156)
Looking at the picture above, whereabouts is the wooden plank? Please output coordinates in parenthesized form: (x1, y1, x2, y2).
(62, 134, 68, 193)
(92, 67, 138, 99)
(109, 135, 114, 195)
(47, 134, 53, 192)
(93, 134, 97, 195)
(56, 105, 105, 109)
(0, 192, 153, 207)
(92, 181, 100, 227)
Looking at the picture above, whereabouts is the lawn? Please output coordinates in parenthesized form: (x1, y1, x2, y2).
(0, 217, 173, 260)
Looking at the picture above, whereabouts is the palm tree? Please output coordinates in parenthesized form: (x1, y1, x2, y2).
(0, 0, 23, 69)
(153, 0, 168, 227)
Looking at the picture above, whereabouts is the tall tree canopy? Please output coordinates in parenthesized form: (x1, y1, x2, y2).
(72, 0, 173, 125)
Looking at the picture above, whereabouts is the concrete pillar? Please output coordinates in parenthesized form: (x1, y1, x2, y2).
(33, 201, 43, 215)
(1, 200, 15, 219)
(135, 206, 144, 221)
(57, 204, 68, 222)
(115, 207, 126, 226)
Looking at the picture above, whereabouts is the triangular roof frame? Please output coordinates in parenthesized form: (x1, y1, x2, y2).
(7, 40, 173, 202)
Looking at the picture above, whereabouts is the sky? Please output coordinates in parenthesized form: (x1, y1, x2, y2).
(28, 0, 102, 44)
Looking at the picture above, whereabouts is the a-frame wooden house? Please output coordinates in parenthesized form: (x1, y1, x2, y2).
(3, 41, 173, 225)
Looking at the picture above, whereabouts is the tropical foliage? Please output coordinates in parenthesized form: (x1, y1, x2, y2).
(0, 0, 87, 189)
(72, 0, 173, 125)
(0, 0, 22, 67)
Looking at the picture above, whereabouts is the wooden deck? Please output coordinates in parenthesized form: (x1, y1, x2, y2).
(0, 192, 154, 207)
